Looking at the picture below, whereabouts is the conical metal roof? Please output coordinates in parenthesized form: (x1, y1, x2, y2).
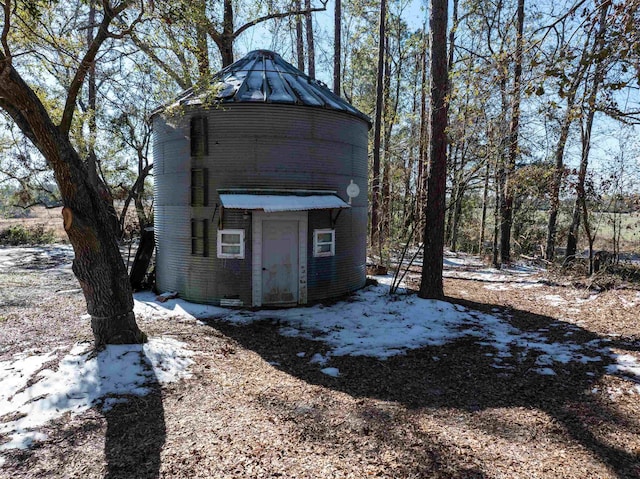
(172, 50, 371, 124)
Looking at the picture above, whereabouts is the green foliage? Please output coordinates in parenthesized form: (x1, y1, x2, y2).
(0, 224, 55, 246)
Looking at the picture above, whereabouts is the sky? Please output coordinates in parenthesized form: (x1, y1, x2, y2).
(1, 245, 639, 465)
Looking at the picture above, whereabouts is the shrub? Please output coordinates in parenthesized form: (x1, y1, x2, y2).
(0, 224, 56, 246)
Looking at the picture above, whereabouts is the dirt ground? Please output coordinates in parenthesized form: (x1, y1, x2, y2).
(1, 248, 640, 478)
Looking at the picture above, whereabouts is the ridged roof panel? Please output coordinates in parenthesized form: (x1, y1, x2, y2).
(175, 50, 371, 125)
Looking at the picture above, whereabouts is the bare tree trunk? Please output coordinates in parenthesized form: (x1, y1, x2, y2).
(333, 0, 341, 95)
(493, 155, 501, 267)
(221, 0, 235, 67)
(419, 0, 448, 300)
(545, 105, 574, 260)
(546, 26, 593, 261)
(445, 143, 459, 245)
(566, 1, 610, 261)
(86, 0, 120, 239)
(296, 0, 305, 71)
(499, 0, 524, 264)
(479, 160, 490, 254)
(448, 0, 458, 72)
(416, 29, 429, 237)
(380, 38, 403, 247)
(86, 1, 98, 190)
(404, 49, 422, 227)
(305, 0, 315, 78)
(370, 0, 386, 251)
(195, 0, 211, 83)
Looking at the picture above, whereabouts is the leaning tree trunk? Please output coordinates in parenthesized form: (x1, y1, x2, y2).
(60, 149, 146, 347)
(0, 54, 145, 349)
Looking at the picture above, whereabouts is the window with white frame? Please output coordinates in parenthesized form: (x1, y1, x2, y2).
(217, 229, 245, 259)
(313, 229, 335, 257)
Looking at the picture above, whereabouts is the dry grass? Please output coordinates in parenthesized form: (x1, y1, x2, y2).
(1, 250, 639, 478)
(0, 206, 67, 243)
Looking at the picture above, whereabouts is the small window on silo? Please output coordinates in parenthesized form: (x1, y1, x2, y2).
(191, 219, 209, 256)
(191, 168, 209, 206)
(313, 229, 335, 257)
(217, 229, 245, 259)
(190, 116, 209, 157)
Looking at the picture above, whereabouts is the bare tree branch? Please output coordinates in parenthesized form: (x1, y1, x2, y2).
(1, 0, 11, 64)
(233, 2, 328, 40)
(131, 32, 191, 89)
(59, 0, 136, 135)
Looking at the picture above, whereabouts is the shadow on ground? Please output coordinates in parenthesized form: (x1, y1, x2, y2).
(100, 352, 166, 479)
(205, 297, 640, 478)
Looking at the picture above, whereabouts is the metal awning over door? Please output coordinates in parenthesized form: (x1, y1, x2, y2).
(218, 190, 350, 212)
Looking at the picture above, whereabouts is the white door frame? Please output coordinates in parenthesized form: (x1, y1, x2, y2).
(252, 211, 308, 307)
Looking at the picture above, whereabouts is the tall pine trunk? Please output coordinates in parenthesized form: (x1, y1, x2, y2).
(333, 0, 341, 95)
(419, 0, 448, 299)
(371, 0, 386, 252)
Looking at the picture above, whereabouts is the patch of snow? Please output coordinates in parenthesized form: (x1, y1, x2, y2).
(134, 291, 228, 323)
(575, 294, 599, 304)
(542, 295, 566, 306)
(0, 337, 193, 457)
(0, 245, 74, 270)
(607, 354, 640, 379)
(520, 283, 544, 289)
(484, 284, 511, 291)
(619, 296, 638, 309)
(309, 353, 329, 365)
(215, 282, 611, 381)
(320, 367, 340, 377)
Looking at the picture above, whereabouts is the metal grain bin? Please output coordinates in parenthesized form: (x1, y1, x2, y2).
(152, 50, 370, 307)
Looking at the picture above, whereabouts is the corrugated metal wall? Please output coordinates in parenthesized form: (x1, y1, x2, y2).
(153, 104, 368, 305)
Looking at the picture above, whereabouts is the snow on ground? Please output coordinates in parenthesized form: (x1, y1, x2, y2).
(2, 246, 640, 462)
(133, 291, 227, 322)
(167, 267, 636, 388)
(0, 244, 74, 270)
(0, 337, 193, 464)
(214, 277, 611, 380)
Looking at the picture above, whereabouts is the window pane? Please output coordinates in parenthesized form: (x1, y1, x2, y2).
(317, 244, 332, 253)
(317, 233, 333, 243)
(221, 245, 240, 255)
(221, 233, 241, 244)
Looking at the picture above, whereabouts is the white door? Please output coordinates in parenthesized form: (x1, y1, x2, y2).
(261, 220, 299, 305)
